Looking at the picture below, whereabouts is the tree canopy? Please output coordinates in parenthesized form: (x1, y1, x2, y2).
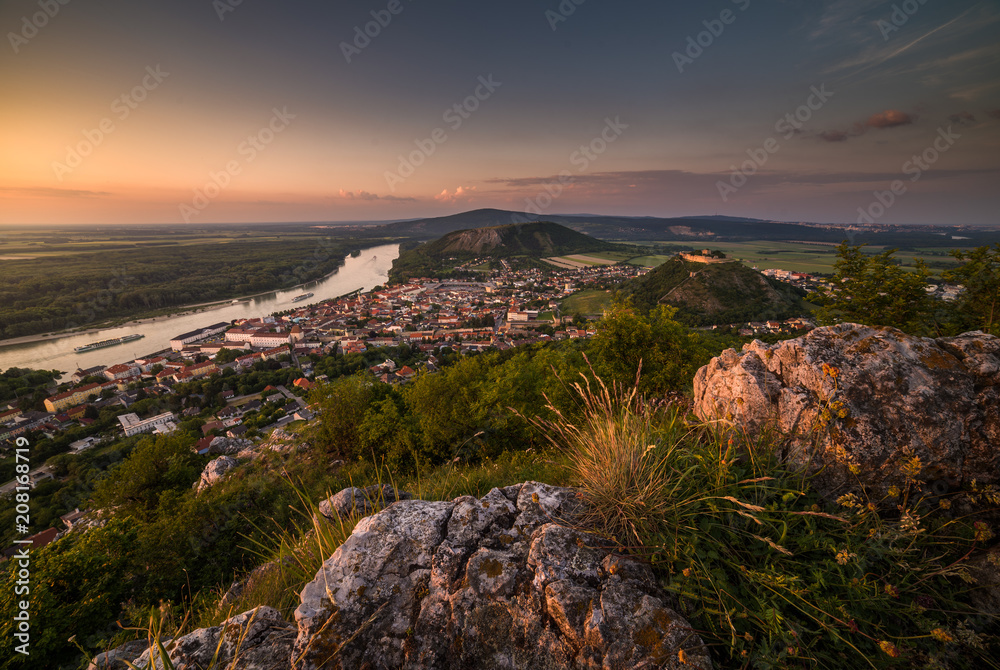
(944, 243, 1000, 335)
(817, 243, 931, 333)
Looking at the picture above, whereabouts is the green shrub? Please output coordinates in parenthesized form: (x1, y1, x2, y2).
(531, 373, 998, 669)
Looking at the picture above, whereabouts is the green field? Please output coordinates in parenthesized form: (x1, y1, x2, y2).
(561, 289, 613, 315)
(628, 241, 970, 276)
(0, 231, 299, 259)
(574, 250, 634, 262)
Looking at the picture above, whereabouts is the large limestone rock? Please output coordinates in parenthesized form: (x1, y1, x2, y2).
(292, 481, 710, 670)
(87, 639, 151, 669)
(197, 456, 239, 493)
(693, 323, 1000, 498)
(208, 436, 254, 456)
(317, 484, 413, 519)
(131, 606, 293, 670)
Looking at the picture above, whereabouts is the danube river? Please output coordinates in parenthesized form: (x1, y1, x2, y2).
(0, 244, 400, 377)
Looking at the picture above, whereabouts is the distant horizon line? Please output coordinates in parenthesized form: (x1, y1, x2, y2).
(0, 209, 997, 229)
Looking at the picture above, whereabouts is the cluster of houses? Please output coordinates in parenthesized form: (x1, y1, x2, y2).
(712, 317, 816, 338)
(1, 260, 649, 450)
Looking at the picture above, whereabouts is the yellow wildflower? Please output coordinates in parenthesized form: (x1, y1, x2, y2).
(878, 640, 900, 658)
(835, 549, 857, 565)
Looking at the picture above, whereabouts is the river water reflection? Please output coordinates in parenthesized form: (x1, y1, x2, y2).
(0, 244, 399, 376)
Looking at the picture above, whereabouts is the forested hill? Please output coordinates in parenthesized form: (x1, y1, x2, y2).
(389, 222, 618, 282)
(377, 208, 1000, 247)
(617, 256, 806, 326)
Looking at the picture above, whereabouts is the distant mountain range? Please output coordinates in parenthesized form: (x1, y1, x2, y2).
(388, 221, 620, 282)
(376, 209, 1000, 247)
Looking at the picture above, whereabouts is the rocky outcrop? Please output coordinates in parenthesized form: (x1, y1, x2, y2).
(208, 436, 254, 456)
(130, 607, 294, 670)
(87, 639, 151, 669)
(196, 456, 239, 493)
(257, 428, 306, 455)
(317, 484, 413, 519)
(293, 481, 710, 670)
(693, 324, 1000, 498)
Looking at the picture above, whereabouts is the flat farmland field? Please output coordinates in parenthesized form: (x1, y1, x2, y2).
(561, 289, 613, 315)
(575, 251, 635, 262)
(630, 241, 973, 276)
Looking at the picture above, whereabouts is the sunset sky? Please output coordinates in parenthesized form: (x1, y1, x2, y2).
(1, 0, 999, 225)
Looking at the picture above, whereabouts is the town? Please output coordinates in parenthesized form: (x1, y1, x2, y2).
(0, 257, 829, 463)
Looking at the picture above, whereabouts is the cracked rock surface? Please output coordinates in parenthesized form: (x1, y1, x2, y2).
(292, 481, 710, 670)
(693, 323, 1000, 499)
(196, 455, 240, 493)
(131, 606, 294, 670)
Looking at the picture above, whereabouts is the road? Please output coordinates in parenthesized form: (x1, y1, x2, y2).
(0, 465, 55, 497)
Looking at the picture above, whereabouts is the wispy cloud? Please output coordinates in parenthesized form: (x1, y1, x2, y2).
(335, 189, 416, 202)
(0, 186, 113, 198)
(822, 5, 988, 79)
(815, 109, 915, 142)
(489, 167, 1000, 195)
(948, 111, 978, 125)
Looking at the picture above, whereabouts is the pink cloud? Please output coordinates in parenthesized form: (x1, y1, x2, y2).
(816, 109, 915, 142)
(434, 186, 477, 203)
(336, 189, 415, 202)
(865, 110, 914, 129)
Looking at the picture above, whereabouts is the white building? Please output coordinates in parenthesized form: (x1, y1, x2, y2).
(250, 331, 291, 348)
(170, 322, 230, 351)
(225, 328, 257, 342)
(507, 310, 538, 322)
(69, 436, 102, 453)
(118, 412, 177, 437)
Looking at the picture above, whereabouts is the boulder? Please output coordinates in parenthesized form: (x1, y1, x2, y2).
(130, 606, 293, 670)
(292, 481, 711, 670)
(196, 456, 239, 493)
(318, 484, 413, 519)
(87, 639, 151, 669)
(693, 324, 1000, 498)
(208, 436, 253, 456)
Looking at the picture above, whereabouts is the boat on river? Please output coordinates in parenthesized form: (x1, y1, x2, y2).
(73, 333, 144, 353)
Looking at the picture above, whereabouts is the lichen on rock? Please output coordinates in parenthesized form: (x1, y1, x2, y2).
(693, 323, 1000, 499)
(292, 481, 710, 670)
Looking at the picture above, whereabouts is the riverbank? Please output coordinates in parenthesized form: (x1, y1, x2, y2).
(0, 304, 232, 349)
(0, 267, 349, 350)
(0, 244, 400, 376)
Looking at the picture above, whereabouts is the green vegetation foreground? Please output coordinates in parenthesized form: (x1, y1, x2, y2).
(1, 245, 998, 668)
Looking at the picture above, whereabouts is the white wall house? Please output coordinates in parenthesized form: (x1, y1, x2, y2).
(118, 412, 177, 437)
